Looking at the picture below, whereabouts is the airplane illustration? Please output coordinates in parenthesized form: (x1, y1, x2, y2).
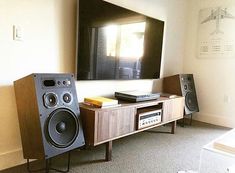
(201, 7, 235, 35)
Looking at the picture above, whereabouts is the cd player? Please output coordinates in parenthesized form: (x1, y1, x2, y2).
(115, 90, 160, 102)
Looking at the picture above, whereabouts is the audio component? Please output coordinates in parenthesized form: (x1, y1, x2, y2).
(115, 90, 160, 102)
(14, 73, 85, 160)
(137, 109, 162, 129)
(163, 74, 199, 115)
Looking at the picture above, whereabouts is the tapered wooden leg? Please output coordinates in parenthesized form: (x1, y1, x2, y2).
(171, 121, 176, 134)
(105, 141, 112, 161)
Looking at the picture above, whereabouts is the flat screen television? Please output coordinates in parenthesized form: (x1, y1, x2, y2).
(76, 0, 164, 80)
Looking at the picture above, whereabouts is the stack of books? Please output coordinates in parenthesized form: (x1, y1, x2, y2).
(84, 96, 119, 108)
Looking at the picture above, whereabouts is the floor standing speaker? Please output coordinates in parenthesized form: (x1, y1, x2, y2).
(163, 74, 199, 115)
(14, 73, 85, 160)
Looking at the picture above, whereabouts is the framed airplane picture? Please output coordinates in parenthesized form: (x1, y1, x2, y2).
(197, 6, 235, 58)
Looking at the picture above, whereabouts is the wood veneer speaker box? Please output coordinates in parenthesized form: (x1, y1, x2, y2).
(163, 74, 199, 115)
(14, 73, 85, 160)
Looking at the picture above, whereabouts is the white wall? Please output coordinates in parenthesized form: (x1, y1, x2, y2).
(0, 0, 188, 170)
(0, 0, 77, 170)
(184, 0, 235, 128)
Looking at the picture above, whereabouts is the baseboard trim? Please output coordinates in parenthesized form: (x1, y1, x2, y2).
(0, 148, 25, 171)
(193, 112, 235, 128)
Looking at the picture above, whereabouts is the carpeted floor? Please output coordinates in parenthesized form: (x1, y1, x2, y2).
(1, 121, 230, 173)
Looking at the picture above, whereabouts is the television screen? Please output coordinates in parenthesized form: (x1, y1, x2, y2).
(76, 0, 164, 80)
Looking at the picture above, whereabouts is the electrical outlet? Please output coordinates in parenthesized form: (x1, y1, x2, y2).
(13, 25, 23, 41)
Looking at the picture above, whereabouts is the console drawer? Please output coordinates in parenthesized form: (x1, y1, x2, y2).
(96, 107, 136, 143)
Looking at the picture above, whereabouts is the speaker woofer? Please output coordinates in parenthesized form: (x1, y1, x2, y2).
(185, 92, 197, 111)
(44, 92, 58, 108)
(46, 108, 79, 148)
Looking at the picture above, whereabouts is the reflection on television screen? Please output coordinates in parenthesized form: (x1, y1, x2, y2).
(76, 0, 164, 80)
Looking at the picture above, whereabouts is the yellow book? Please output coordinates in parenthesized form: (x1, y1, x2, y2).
(84, 96, 118, 107)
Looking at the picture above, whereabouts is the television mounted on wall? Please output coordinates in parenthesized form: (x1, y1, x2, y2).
(76, 0, 165, 80)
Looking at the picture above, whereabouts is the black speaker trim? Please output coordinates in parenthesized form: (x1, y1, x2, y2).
(180, 74, 199, 114)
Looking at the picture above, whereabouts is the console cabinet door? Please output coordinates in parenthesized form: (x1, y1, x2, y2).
(96, 107, 136, 143)
(162, 97, 184, 123)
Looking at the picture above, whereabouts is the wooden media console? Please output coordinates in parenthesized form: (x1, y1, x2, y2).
(80, 96, 184, 161)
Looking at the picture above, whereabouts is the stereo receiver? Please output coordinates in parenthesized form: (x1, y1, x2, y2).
(137, 109, 162, 129)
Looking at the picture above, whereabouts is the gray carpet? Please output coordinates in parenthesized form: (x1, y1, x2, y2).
(1, 121, 230, 173)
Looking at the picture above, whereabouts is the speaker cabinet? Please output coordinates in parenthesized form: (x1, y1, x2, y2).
(14, 73, 85, 159)
(163, 74, 199, 115)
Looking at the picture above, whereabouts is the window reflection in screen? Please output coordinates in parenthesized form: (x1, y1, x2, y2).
(93, 22, 146, 79)
(106, 22, 146, 60)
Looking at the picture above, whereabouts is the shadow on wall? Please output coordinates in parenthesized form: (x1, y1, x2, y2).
(0, 85, 23, 169)
(57, 0, 77, 73)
